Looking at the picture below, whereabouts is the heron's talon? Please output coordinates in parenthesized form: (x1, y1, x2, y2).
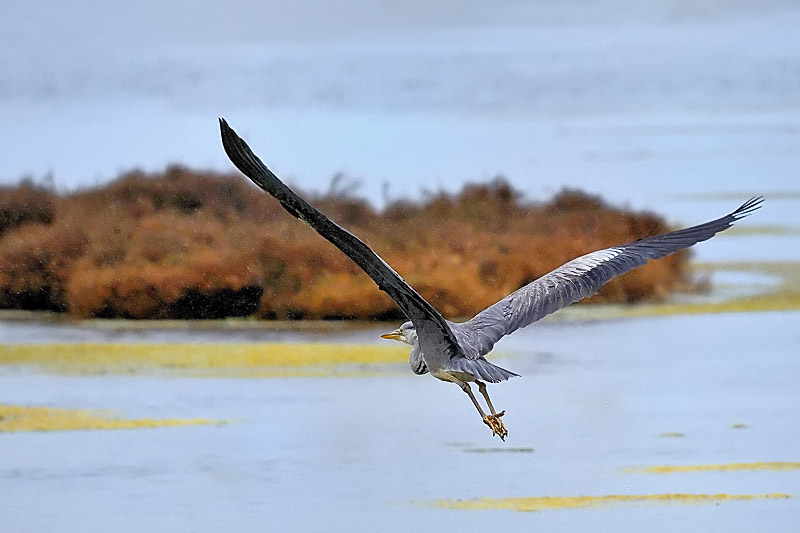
(483, 414, 508, 440)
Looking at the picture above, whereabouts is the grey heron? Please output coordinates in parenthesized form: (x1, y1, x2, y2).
(219, 118, 762, 440)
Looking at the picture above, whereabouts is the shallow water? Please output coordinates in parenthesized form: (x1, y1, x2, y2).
(1, 311, 798, 532)
(2, 1, 799, 212)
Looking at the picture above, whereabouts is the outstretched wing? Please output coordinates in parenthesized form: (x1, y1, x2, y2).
(219, 118, 462, 361)
(452, 197, 763, 358)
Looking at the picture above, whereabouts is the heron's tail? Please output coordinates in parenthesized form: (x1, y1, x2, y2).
(447, 358, 520, 383)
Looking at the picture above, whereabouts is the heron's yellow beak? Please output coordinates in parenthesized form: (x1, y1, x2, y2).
(381, 330, 403, 341)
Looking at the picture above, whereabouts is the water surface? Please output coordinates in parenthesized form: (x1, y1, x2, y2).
(1, 311, 798, 531)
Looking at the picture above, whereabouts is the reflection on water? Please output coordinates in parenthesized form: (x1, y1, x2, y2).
(1, 311, 799, 531)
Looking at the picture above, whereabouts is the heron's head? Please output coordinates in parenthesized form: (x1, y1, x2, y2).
(380, 321, 417, 346)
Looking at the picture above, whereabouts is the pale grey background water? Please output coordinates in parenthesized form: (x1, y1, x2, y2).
(2, 0, 798, 212)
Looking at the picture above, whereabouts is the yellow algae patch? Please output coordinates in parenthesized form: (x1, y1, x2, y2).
(0, 405, 221, 433)
(433, 493, 790, 512)
(721, 224, 800, 237)
(0, 343, 409, 377)
(624, 462, 800, 474)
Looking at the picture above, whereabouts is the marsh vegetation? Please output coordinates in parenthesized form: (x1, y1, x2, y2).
(1, 169, 689, 320)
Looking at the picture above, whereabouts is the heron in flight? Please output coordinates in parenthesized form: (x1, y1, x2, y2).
(219, 118, 762, 440)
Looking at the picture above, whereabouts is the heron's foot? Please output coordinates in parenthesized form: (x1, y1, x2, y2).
(483, 412, 508, 440)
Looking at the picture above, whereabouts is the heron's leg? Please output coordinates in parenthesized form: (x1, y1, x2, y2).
(475, 380, 508, 440)
(457, 381, 507, 441)
(476, 380, 505, 418)
(457, 381, 487, 418)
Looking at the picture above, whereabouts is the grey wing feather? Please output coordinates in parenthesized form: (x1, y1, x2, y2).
(453, 197, 763, 358)
(219, 119, 462, 362)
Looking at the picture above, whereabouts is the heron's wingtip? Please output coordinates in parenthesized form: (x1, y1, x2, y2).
(732, 196, 765, 219)
(218, 118, 243, 154)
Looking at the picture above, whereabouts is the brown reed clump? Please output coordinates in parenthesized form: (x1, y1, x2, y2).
(0, 180, 55, 237)
(0, 168, 690, 319)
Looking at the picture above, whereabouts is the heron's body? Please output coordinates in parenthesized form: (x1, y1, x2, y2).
(406, 320, 519, 382)
(219, 118, 762, 440)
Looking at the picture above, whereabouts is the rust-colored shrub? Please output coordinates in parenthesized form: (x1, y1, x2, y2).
(0, 221, 88, 311)
(0, 181, 55, 236)
(0, 170, 692, 319)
